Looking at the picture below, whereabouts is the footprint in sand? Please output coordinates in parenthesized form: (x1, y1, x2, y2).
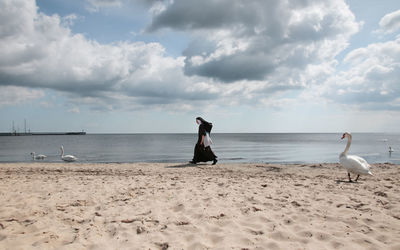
(0, 234, 6, 241)
(297, 230, 313, 238)
(172, 204, 185, 212)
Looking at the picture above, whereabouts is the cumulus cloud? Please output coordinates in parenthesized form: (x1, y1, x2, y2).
(147, 0, 360, 87)
(0, 86, 44, 108)
(0, 0, 217, 111)
(62, 14, 79, 27)
(86, 0, 122, 12)
(319, 36, 400, 110)
(86, 0, 162, 12)
(1, 0, 373, 113)
(68, 106, 80, 113)
(377, 9, 400, 34)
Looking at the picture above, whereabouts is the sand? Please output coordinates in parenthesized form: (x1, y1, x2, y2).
(0, 162, 399, 250)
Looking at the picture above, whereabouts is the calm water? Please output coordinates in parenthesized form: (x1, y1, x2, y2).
(0, 133, 399, 164)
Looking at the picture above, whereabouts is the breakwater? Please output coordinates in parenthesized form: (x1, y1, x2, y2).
(0, 132, 86, 136)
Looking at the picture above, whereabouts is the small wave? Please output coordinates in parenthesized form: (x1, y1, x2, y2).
(360, 153, 380, 156)
(223, 157, 245, 161)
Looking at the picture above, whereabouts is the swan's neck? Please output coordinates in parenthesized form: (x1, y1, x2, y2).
(341, 135, 352, 157)
(61, 148, 64, 157)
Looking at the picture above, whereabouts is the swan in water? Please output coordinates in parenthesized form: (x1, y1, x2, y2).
(339, 132, 373, 182)
(60, 146, 77, 162)
(31, 152, 47, 160)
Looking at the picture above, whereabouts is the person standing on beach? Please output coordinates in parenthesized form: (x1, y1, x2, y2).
(190, 117, 218, 165)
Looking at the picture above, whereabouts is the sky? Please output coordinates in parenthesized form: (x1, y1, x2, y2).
(0, 0, 400, 133)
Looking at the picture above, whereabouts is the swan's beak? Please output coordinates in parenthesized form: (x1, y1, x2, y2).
(341, 134, 345, 139)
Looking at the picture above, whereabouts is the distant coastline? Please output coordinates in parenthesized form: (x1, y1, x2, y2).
(0, 131, 86, 136)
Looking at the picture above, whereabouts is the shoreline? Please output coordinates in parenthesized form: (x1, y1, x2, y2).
(0, 162, 399, 249)
(1, 159, 397, 164)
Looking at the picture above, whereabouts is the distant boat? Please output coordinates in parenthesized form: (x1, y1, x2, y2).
(389, 147, 394, 153)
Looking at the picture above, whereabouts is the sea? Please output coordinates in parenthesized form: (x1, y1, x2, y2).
(0, 133, 399, 164)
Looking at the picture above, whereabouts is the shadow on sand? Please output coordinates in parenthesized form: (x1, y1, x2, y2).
(335, 179, 361, 184)
(166, 163, 210, 168)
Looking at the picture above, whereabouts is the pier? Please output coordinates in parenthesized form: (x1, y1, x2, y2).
(1, 120, 86, 136)
(0, 132, 86, 136)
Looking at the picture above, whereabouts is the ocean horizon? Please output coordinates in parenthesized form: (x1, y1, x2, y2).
(0, 133, 399, 164)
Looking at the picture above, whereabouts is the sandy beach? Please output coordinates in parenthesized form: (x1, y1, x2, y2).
(0, 162, 399, 250)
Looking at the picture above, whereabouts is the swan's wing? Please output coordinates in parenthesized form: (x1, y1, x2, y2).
(346, 155, 372, 174)
(62, 155, 77, 161)
(66, 155, 77, 160)
(351, 155, 367, 163)
(340, 156, 359, 170)
(350, 155, 370, 167)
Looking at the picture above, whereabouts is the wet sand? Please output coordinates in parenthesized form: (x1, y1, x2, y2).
(0, 162, 399, 249)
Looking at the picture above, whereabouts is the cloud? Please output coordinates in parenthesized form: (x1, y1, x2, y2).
(147, 0, 360, 86)
(86, 0, 122, 12)
(62, 14, 79, 27)
(377, 9, 400, 34)
(86, 0, 162, 13)
(319, 36, 400, 110)
(68, 106, 80, 113)
(0, 86, 44, 108)
(0, 0, 218, 111)
(3, 0, 382, 114)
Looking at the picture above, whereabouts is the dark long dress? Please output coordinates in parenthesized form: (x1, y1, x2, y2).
(191, 124, 217, 163)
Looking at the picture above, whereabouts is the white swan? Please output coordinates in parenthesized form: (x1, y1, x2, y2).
(60, 146, 77, 162)
(31, 152, 47, 160)
(339, 132, 373, 182)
